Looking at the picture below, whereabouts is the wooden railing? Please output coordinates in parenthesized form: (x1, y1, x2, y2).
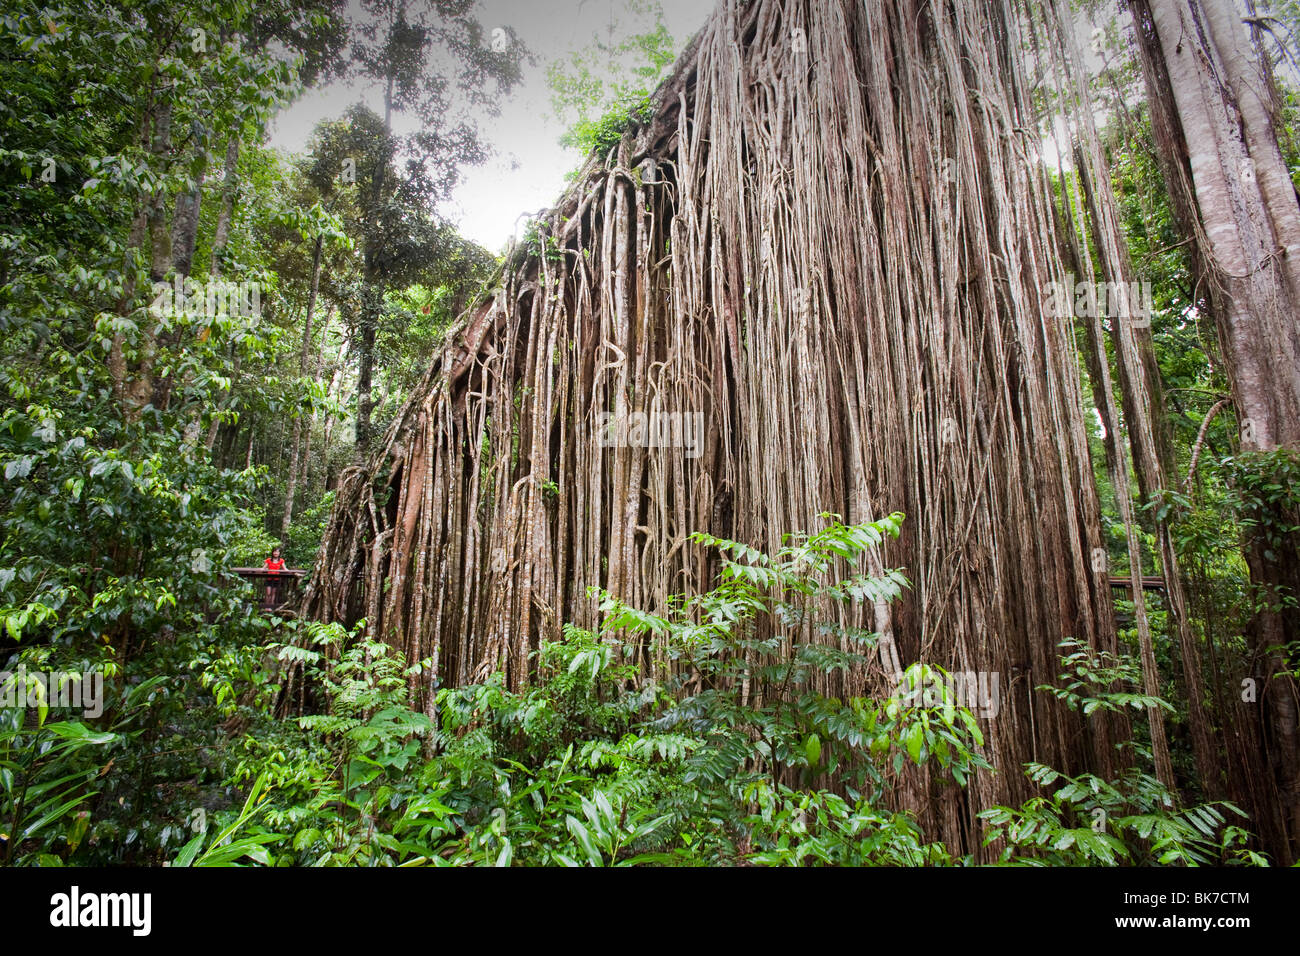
(231, 568, 307, 615)
(1105, 574, 1170, 627)
(1105, 574, 1168, 592)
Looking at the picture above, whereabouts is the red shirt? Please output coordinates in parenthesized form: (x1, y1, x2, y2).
(264, 558, 286, 574)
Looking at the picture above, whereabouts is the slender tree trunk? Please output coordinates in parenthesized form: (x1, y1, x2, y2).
(355, 281, 381, 456)
(210, 137, 240, 277)
(354, 69, 395, 459)
(1064, 164, 1177, 791)
(169, 166, 205, 280)
(282, 236, 324, 541)
(321, 319, 349, 467)
(202, 136, 243, 454)
(298, 307, 333, 511)
(155, 146, 209, 416)
(111, 93, 172, 421)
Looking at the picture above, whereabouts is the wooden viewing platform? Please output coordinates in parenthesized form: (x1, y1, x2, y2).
(1104, 574, 1168, 592)
(231, 567, 307, 615)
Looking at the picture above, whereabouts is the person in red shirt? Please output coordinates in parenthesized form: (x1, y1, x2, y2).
(262, 547, 286, 608)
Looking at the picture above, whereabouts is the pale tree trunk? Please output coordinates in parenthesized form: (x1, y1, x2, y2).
(1142, 0, 1300, 444)
(131, 96, 173, 413)
(297, 306, 334, 510)
(204, 137, 242, 454)
(108, 206, 151, 406)
(354, 283, 382, 456)
(321, 317, 350, 469)
(355, 70, 395, 460)
(169, 160, 205, 280)
(1130, 0, 1300, 859)
(1037, 0, 1222, 794)
(282, 236, 324, 542)
(156, 147, 209, 418)
(209, 137, 240, 277)
(111, 96, 172, 421)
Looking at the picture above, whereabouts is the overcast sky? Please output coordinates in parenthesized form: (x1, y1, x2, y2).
(268, 0, 713, 253)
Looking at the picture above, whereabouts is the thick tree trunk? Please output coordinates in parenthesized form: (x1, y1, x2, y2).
(1142, 0, 1300, 444)
(352, 70, 396, 461)
(1129, 0, 1300, 859)
(1037, 0, 1220, 795)
(303, 0, 1129, 857)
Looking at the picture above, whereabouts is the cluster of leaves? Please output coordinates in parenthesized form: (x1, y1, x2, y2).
(546, 0, 676, 160)
(160, 514, 984, 866)
(980, 638, 1263, 866)
(561, 94, 657, 159)
(0, 684, 121, 866)
(1222, 450, 1300, 605)
(1, 510, 1272, 868)
(282, 490, 335, 568)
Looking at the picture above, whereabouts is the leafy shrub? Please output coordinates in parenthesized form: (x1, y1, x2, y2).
(980, 638, 1263, 865)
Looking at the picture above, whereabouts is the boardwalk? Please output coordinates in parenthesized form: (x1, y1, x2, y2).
(231, 567, 306, 615)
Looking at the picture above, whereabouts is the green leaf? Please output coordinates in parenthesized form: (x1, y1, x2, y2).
(495, 840, 513, 867)
(566, 816, 603, 867)
(804, 733, 822, 767)
(174, 832, 204, 868)
(906, 722, 924, 763)
(43, 722, 117, 746)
